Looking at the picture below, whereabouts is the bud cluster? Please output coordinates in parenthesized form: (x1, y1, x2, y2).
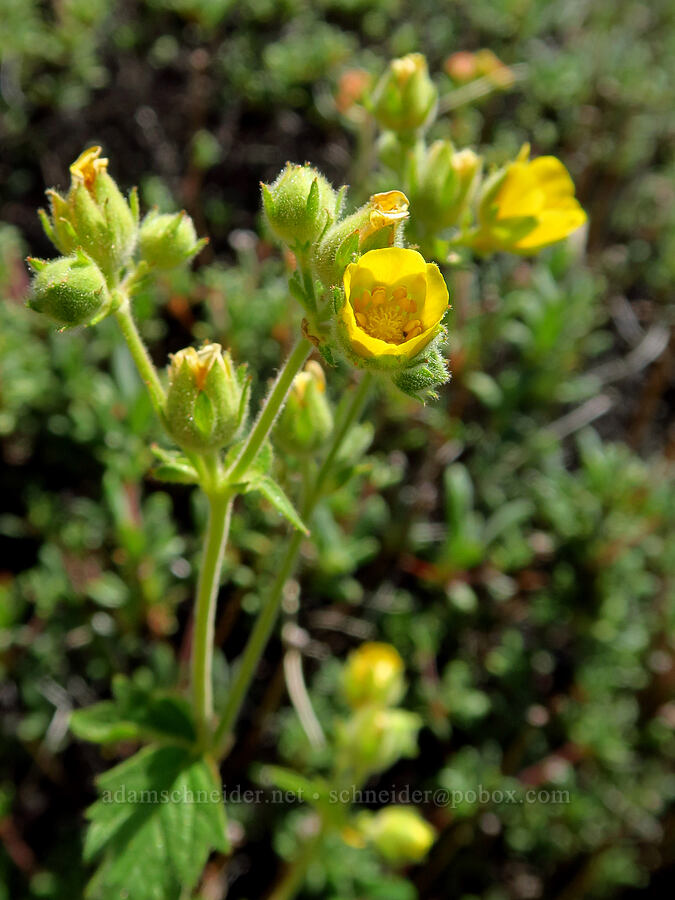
(335, 643, 421, 778)
(29, 145, 205, 330)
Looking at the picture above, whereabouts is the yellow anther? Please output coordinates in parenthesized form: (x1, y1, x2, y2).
(356, 312, 367, 327)
(371, 286, 386, 305)
(403, 319, 422, 334)
(392, 286, 407, 301)
(405, 326, 422, 339)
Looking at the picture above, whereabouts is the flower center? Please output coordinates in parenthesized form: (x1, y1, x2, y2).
(351, 284, 423, 345)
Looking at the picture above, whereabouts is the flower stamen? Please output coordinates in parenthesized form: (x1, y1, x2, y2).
(351, 283, 422, 345)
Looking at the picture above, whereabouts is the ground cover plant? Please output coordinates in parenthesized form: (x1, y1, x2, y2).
(1, 2, 674, 899)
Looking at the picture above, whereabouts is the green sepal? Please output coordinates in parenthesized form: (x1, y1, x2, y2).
(334, 230, 360, 272)
(149, 445, 201, 484)
(392, 342, 451, 403)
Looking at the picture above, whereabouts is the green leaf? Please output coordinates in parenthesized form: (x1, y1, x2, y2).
(85, 745, 228, 900)
(247, 475, 309, 534)
(70, 676, 196, 747)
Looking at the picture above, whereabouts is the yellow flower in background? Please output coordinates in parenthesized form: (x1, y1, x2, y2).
(476, 150, 586, 254)
(342, 642, 405, 708)
(341, 248, 449, 361)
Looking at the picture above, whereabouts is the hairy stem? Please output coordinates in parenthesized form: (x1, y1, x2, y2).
(227, 337, 312, 484)
(192, 490, 234, 748)
(113, 298, 166, 416)
(214, 372, 373, 758)
(268, 819, 326, 900)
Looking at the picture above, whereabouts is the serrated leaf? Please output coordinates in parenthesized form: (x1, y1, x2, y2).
(246, 475, 309, 534)
(70, 678, 196, 747)
(85, 745, 227, 900)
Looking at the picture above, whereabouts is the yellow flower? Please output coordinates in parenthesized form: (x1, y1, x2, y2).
(366, 806, 436, 864)
(477, 152, 586, 253)
(69, 146, 109, 192)
(342, 642, 405, 708)
(340, 248, 449, 361)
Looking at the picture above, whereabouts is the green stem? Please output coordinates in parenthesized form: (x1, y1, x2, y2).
(227, 337, 311, 484)
(269, 819, 326, 900)
(113, 298, 166, 416)
(214, 372, 373, 758)
(192, 490, 233, 748)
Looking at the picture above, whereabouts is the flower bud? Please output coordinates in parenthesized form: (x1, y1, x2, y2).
(362, 807, 436, 865)
(39, 147, 138, 281)
(165, 343, 249, 452)
(276, 361, 333, 456)
(336, 707, 421, 776)
(408, 142, 480, 234)
(371, 54, 437, 134)
(27, 253, 111, 327)
(312, 190, 409, 288)
(342, 642, 405, 708)
(261, 163, 339, 251)
(139, 210, 207, 269)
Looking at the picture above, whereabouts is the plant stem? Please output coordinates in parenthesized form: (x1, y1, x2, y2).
(227, 337, 312, 484)
(113, 298, 166, 416)
(192, 490, 234, 748)
(269, 819, 326, 900)
(214, 371, 373, 758)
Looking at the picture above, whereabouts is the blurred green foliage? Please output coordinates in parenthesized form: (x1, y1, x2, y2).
(1, 1, 674, 899)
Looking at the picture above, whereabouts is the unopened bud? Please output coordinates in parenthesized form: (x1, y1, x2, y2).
(342, 642, 405, 708)
(312, 190, 409, 287)
(408, 142, 480, 234)
(261, 163, 339, 251)
(363, 807, 436, 865)
(39, 147, 138, 281)
(371, 54, 437, 134)
(276, 360, 333, 456)
(165, 343, 249, 452)
(139, 210, 207, 269)
(27, 253, 111, 327)
(337, 707, 420, 776)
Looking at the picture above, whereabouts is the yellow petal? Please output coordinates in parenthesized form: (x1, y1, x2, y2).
(422, 263, 450, 329)
(528, 157, 576, 203)
(496, 156, 578, 221)
(514, 201, 587, 250)
(354, 247, 427, 284)
(495, 162, 543, 219)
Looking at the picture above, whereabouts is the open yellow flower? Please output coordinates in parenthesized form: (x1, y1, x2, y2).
(341, 248, 449, 361)
(476, 154, 586, 253)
